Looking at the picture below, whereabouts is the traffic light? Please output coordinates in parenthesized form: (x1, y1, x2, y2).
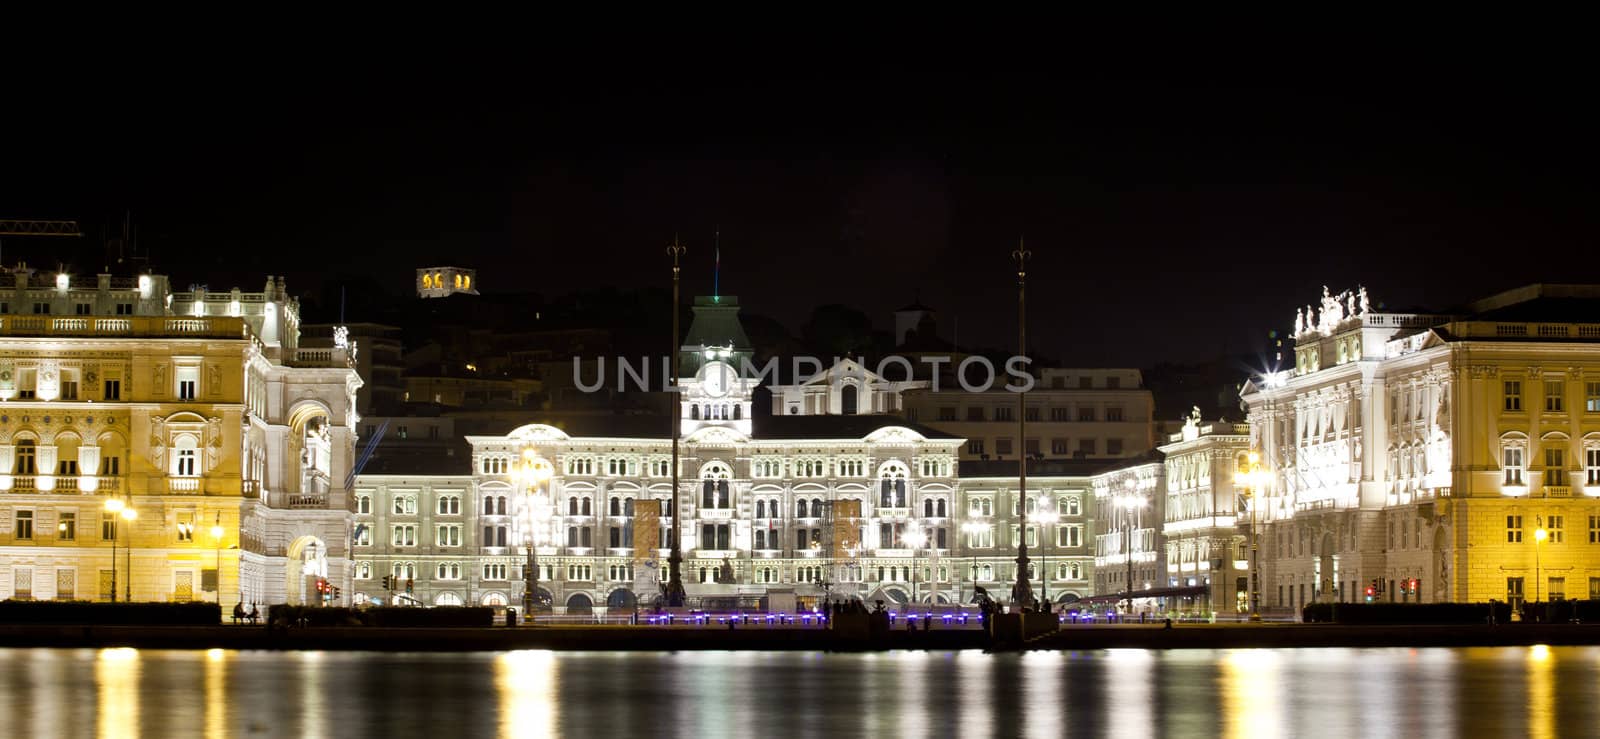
(333, 587, 342, 600)
(1364, 582, 1376, 602)
(383, 575, 392, 590)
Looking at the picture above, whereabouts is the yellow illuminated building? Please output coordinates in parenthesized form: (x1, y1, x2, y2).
(0, 268, 360, 606)
(1242, 284, 1600, 610)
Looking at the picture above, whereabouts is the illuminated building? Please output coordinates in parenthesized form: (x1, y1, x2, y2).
(1156, 410, 1252, 616)
(352, 295, 1105, 611)
(0, 267, 360, 606)
(1241, 284, 1600, 611)
(416, 267, 479, 299)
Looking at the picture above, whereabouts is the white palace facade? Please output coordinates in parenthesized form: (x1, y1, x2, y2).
(1242, 284, 1600, 611)
(350, 296, 1105, 613)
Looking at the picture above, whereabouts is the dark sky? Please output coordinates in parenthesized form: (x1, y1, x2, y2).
(6, 36, 1596, 370)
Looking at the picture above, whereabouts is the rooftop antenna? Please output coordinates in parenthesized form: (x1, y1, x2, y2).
(713, 224, 721, 303)
(340, 285, 347, 324)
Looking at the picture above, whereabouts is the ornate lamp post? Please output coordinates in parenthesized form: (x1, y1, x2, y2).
(961, 519, 987, 604)
(105, 497, 138, 602)
(104, 498, 124, 602)
(210, 514, 225, 603)
(1116, 480, 1146, 618)
(903, 525, 928, 607)
(1033, 499, 1059, 607)
(664, 237, 688, 608)
(1010, 240, 1036, 612)
(1534, 524, 1548, 608)
(1233, 451, 1267, 622)
(521, 454, 553, 622)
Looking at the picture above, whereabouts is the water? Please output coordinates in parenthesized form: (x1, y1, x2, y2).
(0, 646, 1594, 738)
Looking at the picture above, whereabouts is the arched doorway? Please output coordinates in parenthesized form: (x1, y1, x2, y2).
(482, 592, 508, 607)
(566, 593, 594, 614)
(285, 536, 328, 606)
(841, 384, 859, 415)
(436, 592, 463, 606)
(607, 588, 636, 610)
(883, 588, 908, 605)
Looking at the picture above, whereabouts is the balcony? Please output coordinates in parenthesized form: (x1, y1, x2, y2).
(288, 493, 329, 509)
(242, 480, 261, 497)
(168, 477, 202, 493)
(1544, 485, 1572, 498)
(0, 315, 245, 339)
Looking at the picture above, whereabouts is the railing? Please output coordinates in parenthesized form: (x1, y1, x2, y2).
(3, 476, 36, 492)
(0, 315, 244, 339)
(287, 347, 350, 368)
(288, 493, 328, 509)
(168, 477, 201, 493)
(242, 480, 261, 497)
(78, 476, 122, 494)
(1544, 485, 1572, 498)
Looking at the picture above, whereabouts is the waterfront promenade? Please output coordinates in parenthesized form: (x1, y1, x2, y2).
(2, 622, 1599, 652)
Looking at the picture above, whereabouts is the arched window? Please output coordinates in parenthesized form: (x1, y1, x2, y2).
(484, 497, 494, 515)
(813, 498, 824, 517)
(173, 435, 199, 477)
(581, 497, 592, 516)
(937, 499, 947, 517)
(981, 564, 993, 581)
(734, 405, 743, 420)
(568, 498, 579, 516)
(841, 384, 858, 415)
(624, 498, 634, 516)
(691, 405, 700, 420)
(924, 499, 934, 517)
(796, 499, 808, 518)
(610, 497, 621, 516)
(497, 497, 507, 515)
(755, 500, 766, 519)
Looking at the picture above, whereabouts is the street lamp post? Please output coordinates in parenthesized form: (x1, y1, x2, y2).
(1534, 524, 1549, 609)
(104, 498, 124, 602)
(121, 506, 137, 602)
(961, 519, 986, 605)
(521, 454, 553, 623)
(1034, 499, 1059, 608)
(664, 237, 688, 608)
(1234, 451, 1266, 622)
(211, 514, 225, 603)
(1009, 240, 1035, 612)
(903, 526, 927, 608)
(1117, 480, 1144, 618)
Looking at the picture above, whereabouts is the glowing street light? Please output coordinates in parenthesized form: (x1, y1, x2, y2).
(902, 526, 928, 606)
(520, 453, 554, 622)
(1233, 451, 1268, 622)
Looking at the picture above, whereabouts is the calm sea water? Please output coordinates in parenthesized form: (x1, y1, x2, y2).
(0, 646, 1593, 738)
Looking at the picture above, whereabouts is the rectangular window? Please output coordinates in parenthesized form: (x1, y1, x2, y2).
(57, 512, 75, 541)
(176, 513, 194, 542)
(1106, 407, 1124, 422)
(1549, 577, 1566, 601)
(1507, 515, 1523, 543)
(59, 372, 79, 401)
(966, 407, 984, 422)
(392, 525, 417, 547)
(1591, 515, 1600, 544)
(1590, 577, 1600, 600)
(353, 526, 371, 546)
(1549, 515, 1565, 544)
(938, 407, 957, 421)
(994, 406, 1013, 422)
(74, 303, 91, 315)
(18, 369, 35, 399)
(115, 303, 133, 316)
(57, 459, 78, 475)
(1587, 382, 1600, 413)
(1024, 407, 1040, 422)
(102, 378, 121, 401)
(1546, 447, 1567, 486)
(1504, 381, 1522, 411)
(1588, 449, 1600, 486)
(176, 365, 199, 401)
(1503, 447, 1524, 486)
(1050, 407, 1069, 422)
(436, 524, 461, 547)
(15, 510, 33, 540)
(967, 440, 985, 456)
(1545, 380, 1564, 412)
(1050, 439, 1068, 455)
(102, 515, 116, 540)
(1024, 438, 1040, 456)
(1107, 439, 1124, 456)
(1057, 525, 1082, 547)
(32, 302, 49, 314)
(995, 438, 1013, 456)
(1078, 439, 1096, 456)
(1078, 407, 1096, 422)
(1079, 377, 1092, 389)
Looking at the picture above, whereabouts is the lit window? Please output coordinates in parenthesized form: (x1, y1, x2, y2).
(1506, 515, 1523, 543)
(1503, 445, 1525, 486)
(1504, 381, 1523, 411)
(1545, 380, 1565, 413)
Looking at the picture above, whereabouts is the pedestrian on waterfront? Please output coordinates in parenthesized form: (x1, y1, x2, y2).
(1163, 618, 1173, 630)
(249, 603, 261, 625)
(233, 601, 246, 624)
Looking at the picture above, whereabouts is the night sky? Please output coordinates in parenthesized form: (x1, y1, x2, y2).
(7, 37, 1596, 370)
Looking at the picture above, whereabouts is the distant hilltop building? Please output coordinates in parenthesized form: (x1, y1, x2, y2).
(417, 267, 478, 299)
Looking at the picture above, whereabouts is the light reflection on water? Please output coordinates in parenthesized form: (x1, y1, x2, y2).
(0, 646, 1596, 737)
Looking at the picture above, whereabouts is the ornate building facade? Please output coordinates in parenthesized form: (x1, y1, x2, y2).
(350, 296, 1102, 612)
(1242, 284, 1600, 612)
(0, 267, 360, 607)
(1157, 411, 1251, 615)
